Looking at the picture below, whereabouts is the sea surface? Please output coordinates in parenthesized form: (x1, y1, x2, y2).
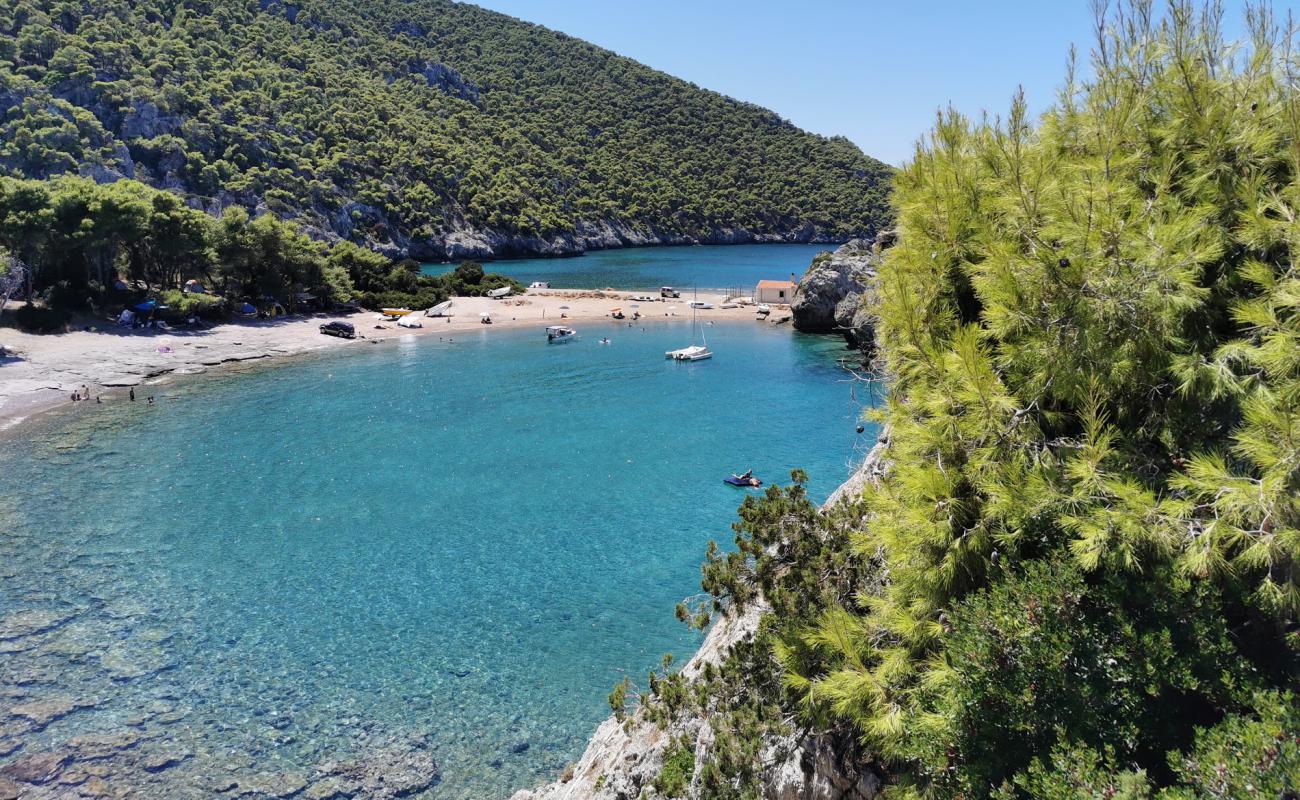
(421, 243, 833, 291)
(0, 322, 878, 798)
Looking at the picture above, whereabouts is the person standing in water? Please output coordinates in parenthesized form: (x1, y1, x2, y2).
(129, 388, 135, 401)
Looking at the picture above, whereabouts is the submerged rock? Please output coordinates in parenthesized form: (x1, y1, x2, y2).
(0, 609, 76, 641)
(317, 736, 440, 799)
(8, 696, 91, 729)
(0, 749, 71, 784)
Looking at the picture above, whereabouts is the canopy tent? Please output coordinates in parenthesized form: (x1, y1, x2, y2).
(132, 299, 159, 314)
(425, 300, 454, 317)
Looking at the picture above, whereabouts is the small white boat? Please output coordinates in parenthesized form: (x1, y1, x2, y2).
(666, 344, 712, 361)
(687, 300, 714, 310)
(546, 325, 577, 343)
(756, 304, 771, 315)
(667, 287, 712, 361)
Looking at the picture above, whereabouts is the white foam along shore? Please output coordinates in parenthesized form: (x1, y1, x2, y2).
(0, 289, 787, 433)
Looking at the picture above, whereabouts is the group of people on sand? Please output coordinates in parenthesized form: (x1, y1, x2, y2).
(70, 385, 153, 405)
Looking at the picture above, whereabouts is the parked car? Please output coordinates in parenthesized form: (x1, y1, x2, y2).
(320, 321, 356, 339)
(660, 286, 681, 298)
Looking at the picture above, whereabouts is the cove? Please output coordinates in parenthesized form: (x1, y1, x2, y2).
(420, 243, 833, 291)
(0, 322, 877, 798)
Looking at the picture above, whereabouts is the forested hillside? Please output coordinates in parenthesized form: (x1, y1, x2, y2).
(0, 0, 893, 259)
(612, 4, 1299, 798)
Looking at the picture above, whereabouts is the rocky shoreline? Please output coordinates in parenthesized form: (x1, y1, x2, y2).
(790, 232, 896, 355)
(509, 438, 890, 800)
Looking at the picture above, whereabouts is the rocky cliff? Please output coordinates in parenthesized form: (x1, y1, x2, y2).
(510, 439, 891, 800)
(790, 232, 896, 353)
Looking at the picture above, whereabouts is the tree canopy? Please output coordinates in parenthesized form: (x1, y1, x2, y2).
(0, 0, 893, 254)
(640, 4, 1300, 798)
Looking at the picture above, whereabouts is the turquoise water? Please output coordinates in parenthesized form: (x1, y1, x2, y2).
(421, 243, 833, 290)
(0, 323, 876, 798)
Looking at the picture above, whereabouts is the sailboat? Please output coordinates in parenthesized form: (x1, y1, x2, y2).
(666, 287, 712, 361)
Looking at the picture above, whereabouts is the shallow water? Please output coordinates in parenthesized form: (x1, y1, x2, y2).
(0, 322, 877, 798)
(421, 243, 832, 291)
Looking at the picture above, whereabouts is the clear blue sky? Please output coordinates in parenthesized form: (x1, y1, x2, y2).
(470, 0, 1281, 166)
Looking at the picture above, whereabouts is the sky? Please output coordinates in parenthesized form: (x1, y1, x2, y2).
(470, 1, 1287, 166)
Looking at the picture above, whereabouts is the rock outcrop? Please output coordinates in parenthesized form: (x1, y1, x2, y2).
(510, 439, 891, 800)
(791, 232, 896, 354)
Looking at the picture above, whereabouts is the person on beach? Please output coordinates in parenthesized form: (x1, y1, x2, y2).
(129, 388, 135, 401)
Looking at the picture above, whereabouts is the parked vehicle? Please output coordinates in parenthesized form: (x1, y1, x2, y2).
(660, 286, 681, 298)
(320, 321, 356, 339)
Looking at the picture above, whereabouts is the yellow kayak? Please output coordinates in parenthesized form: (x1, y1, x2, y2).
(381, 308, 413, 317)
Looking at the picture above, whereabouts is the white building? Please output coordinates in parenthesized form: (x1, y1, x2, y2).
(754, 279, 796, 304)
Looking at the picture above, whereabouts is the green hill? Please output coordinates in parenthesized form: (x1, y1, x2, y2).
(0, 0, 893, 259)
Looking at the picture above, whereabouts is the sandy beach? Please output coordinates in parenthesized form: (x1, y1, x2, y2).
(0, 288, 788, 432)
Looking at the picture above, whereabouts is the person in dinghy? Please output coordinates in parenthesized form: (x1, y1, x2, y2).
(724, 469, 762, 487)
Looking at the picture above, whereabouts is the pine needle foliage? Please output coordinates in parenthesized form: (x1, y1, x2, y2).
(776, 2, 1300, 795)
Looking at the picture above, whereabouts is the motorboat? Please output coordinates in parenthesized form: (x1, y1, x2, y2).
(546, 325, 577, 343)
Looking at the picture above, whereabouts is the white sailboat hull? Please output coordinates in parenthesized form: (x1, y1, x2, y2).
(666, 345, 712, 361)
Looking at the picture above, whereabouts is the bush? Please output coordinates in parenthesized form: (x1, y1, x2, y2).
(908, 558, 1258, 795)
(653, 736, 696, 798)
(156, 290, 226, 322)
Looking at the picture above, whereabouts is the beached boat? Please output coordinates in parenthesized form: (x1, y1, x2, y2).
(546, 325, 577, 343)
(381, 307, 412, 317)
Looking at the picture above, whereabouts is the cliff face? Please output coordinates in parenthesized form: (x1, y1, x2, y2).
(510, 440, 891, 800)
(790, 232, 896, 353)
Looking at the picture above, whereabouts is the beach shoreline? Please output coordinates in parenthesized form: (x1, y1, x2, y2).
(0, 289, 786, 434)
